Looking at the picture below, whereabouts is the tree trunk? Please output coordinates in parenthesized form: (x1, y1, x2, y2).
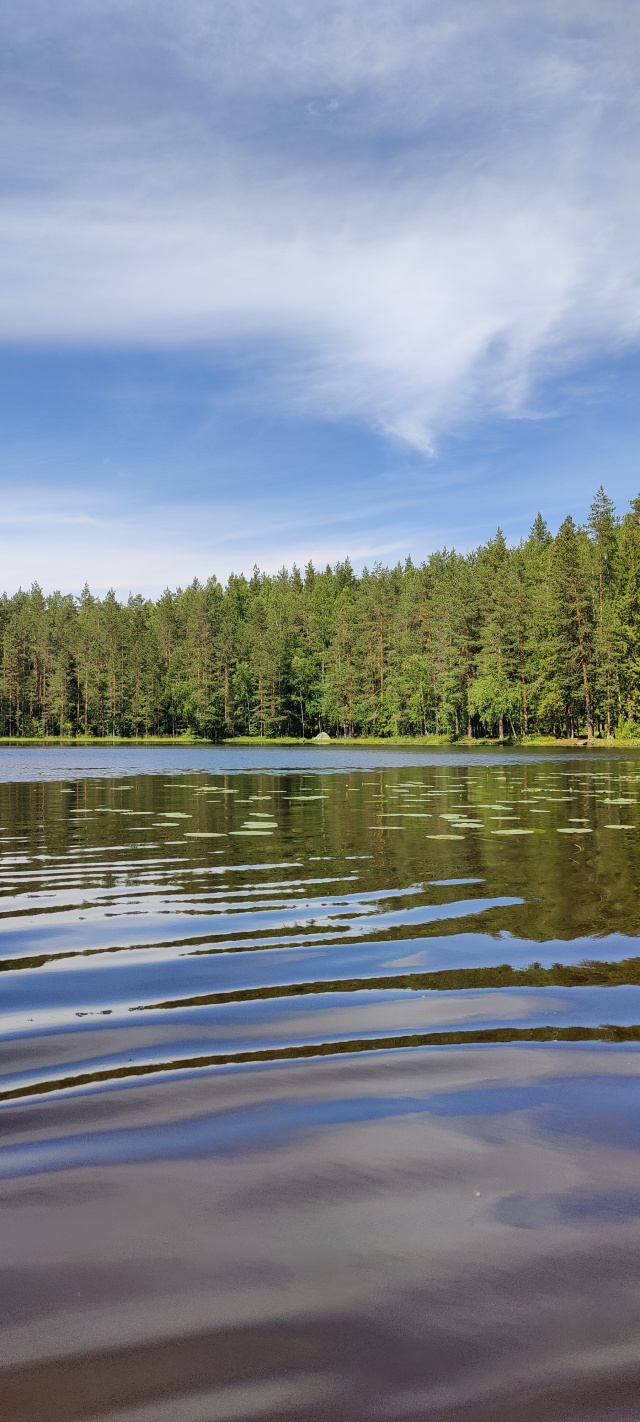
(519, 638, 529, 735)
(573, 578, 594, 740)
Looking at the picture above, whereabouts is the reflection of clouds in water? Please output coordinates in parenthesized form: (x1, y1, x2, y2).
(200, 987, 565, 1047)
(3, 756, 640, 1418)
(71, 1376, 338, 1422)
(5, 1044, 640, 1418)
(496, 1190, 640, 1229)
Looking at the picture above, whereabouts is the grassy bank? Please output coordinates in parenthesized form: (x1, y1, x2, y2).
(228, 734, 640, 747)
(0, 735, 210, 746)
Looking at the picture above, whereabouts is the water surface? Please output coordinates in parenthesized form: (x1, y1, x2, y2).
(2, 745, 640, 1420)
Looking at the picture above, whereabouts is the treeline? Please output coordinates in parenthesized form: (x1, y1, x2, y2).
(3, 488, 640, 741)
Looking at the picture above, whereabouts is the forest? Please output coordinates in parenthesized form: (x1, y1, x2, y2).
(2, 488, 640, 742)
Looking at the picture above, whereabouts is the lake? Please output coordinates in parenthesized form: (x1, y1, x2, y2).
(2, 743, 640, 1420)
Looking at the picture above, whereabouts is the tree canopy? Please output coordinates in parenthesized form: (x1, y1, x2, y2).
(3, 489, 640, 741)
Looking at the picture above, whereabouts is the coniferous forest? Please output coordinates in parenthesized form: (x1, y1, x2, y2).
(3, 489, 640, 742)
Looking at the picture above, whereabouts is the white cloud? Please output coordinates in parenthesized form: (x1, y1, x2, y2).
(1, 0, 639, 451)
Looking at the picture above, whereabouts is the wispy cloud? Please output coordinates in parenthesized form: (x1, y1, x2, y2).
(0, 484, 414, 597)
(1, 1, 639, 452)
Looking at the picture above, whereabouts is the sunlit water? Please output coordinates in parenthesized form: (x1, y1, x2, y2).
(3, 745, 640, 1420)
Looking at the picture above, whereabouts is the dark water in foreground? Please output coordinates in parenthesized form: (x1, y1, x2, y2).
(3, 745, 640, 1420)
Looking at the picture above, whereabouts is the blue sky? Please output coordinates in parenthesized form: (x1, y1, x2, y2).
(2, 1, 640, 595)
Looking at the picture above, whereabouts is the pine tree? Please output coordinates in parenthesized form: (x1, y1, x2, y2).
(1, 491, 639, 742)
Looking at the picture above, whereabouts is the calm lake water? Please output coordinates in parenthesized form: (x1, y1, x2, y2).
(3, 744, 640, 1420)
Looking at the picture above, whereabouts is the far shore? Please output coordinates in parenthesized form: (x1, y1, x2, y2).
(0, 734, 638, 749)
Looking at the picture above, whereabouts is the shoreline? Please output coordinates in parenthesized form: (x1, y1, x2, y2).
(0, 735, 638, 749)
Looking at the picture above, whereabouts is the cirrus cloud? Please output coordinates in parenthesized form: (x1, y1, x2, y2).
(0, 0, 639, 452)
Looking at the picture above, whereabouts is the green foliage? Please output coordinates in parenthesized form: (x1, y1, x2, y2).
(614, 719, 640, 741)
(1, 489, 639, 738)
